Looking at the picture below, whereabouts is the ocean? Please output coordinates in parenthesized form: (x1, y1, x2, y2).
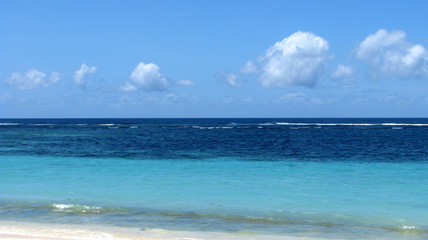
(1, 118, 427, 239)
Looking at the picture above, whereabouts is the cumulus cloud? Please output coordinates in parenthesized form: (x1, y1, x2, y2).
(216, 71, 241, 87)
(176, 79, 194, 86)
(217, 31, 330, 88)
(356, 29, 428, 79)
(123, 62, 170, 92)
(259, 31, 330, 88)
(74, 63, 97, 86)
(5, 69, 61, 89)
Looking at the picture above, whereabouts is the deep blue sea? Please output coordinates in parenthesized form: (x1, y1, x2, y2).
(1, 118, 428, 239)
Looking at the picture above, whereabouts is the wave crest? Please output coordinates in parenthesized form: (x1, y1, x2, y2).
(52, 203, 102, 213)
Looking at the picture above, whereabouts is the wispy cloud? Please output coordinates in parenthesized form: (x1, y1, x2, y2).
(215, 71, 241, 87)
(331, 64, 356, 88)
(49, 72, 63, 84)
(120, 82, 138, 92)
(332, 64, 354, 79)
(279, 92, 306, 102)
(239, 61, 258, 75)
(176, 79, 195, 86)
(161, 93, 197, 104)
(74, 63, 97, 87)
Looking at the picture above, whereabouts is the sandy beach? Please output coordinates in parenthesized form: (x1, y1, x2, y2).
(0, 221, 324, 240)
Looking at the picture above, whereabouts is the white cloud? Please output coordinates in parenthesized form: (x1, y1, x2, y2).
(176, 79, 194, 86)
(74, 63, 97, 86)
(356, 29, 428, 79)
(216, 71, 241, 87)
(279, 92, 306, 102)
(5, 69, 61, 89)
(356, 29, 405, 60)
(165, 93, 178, 101)
(127, 62, 169, 91)
(283, 92, 306, 98)
(239, 61, 258, 74)
(331, 64, 356, 88)
(161, 93, 197, 104)
(216, 61, 255, 88)
(332, 64, 354, 78)
(162, 93, 189, 104)
(120, 82, 138, 91)
(49, 72, 62, 84)
(259, 31, 330, 88)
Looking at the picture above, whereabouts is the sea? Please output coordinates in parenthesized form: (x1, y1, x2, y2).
(1, 118, 427, 239)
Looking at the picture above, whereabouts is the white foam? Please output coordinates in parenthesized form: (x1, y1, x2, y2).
(320, 123, 376, 126)
(275, 122, 307, 126)
(52, 203, 73, 210)
(52, 203, 102, 213)
(382, 123, 428, 126)
(275, 122, 428, 127)
(99, 124, 115, 126)
(277, 122, 377, 126)
(259, 123, 275, 126)
(0, 123, 20, 126)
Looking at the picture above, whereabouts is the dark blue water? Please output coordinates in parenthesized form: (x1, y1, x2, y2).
(1, 118, 428, 161)
(1, 118, 428, 239)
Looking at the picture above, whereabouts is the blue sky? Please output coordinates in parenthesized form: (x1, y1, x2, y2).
(1, 0, 428, 118)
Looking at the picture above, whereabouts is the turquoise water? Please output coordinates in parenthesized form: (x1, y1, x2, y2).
(1, 118, 428, 239)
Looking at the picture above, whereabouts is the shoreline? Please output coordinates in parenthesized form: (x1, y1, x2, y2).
(0, 221, 323, 240)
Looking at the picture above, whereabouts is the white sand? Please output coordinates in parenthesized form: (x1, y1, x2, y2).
(0, 221, 323, 240)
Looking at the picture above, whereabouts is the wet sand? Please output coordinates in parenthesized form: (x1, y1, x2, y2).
(0, 221, 323, 240)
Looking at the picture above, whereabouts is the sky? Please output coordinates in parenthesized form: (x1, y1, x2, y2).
(1, 0, 428, 118)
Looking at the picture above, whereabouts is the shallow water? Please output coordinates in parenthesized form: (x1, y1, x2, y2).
(1, 118, 428, 239)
